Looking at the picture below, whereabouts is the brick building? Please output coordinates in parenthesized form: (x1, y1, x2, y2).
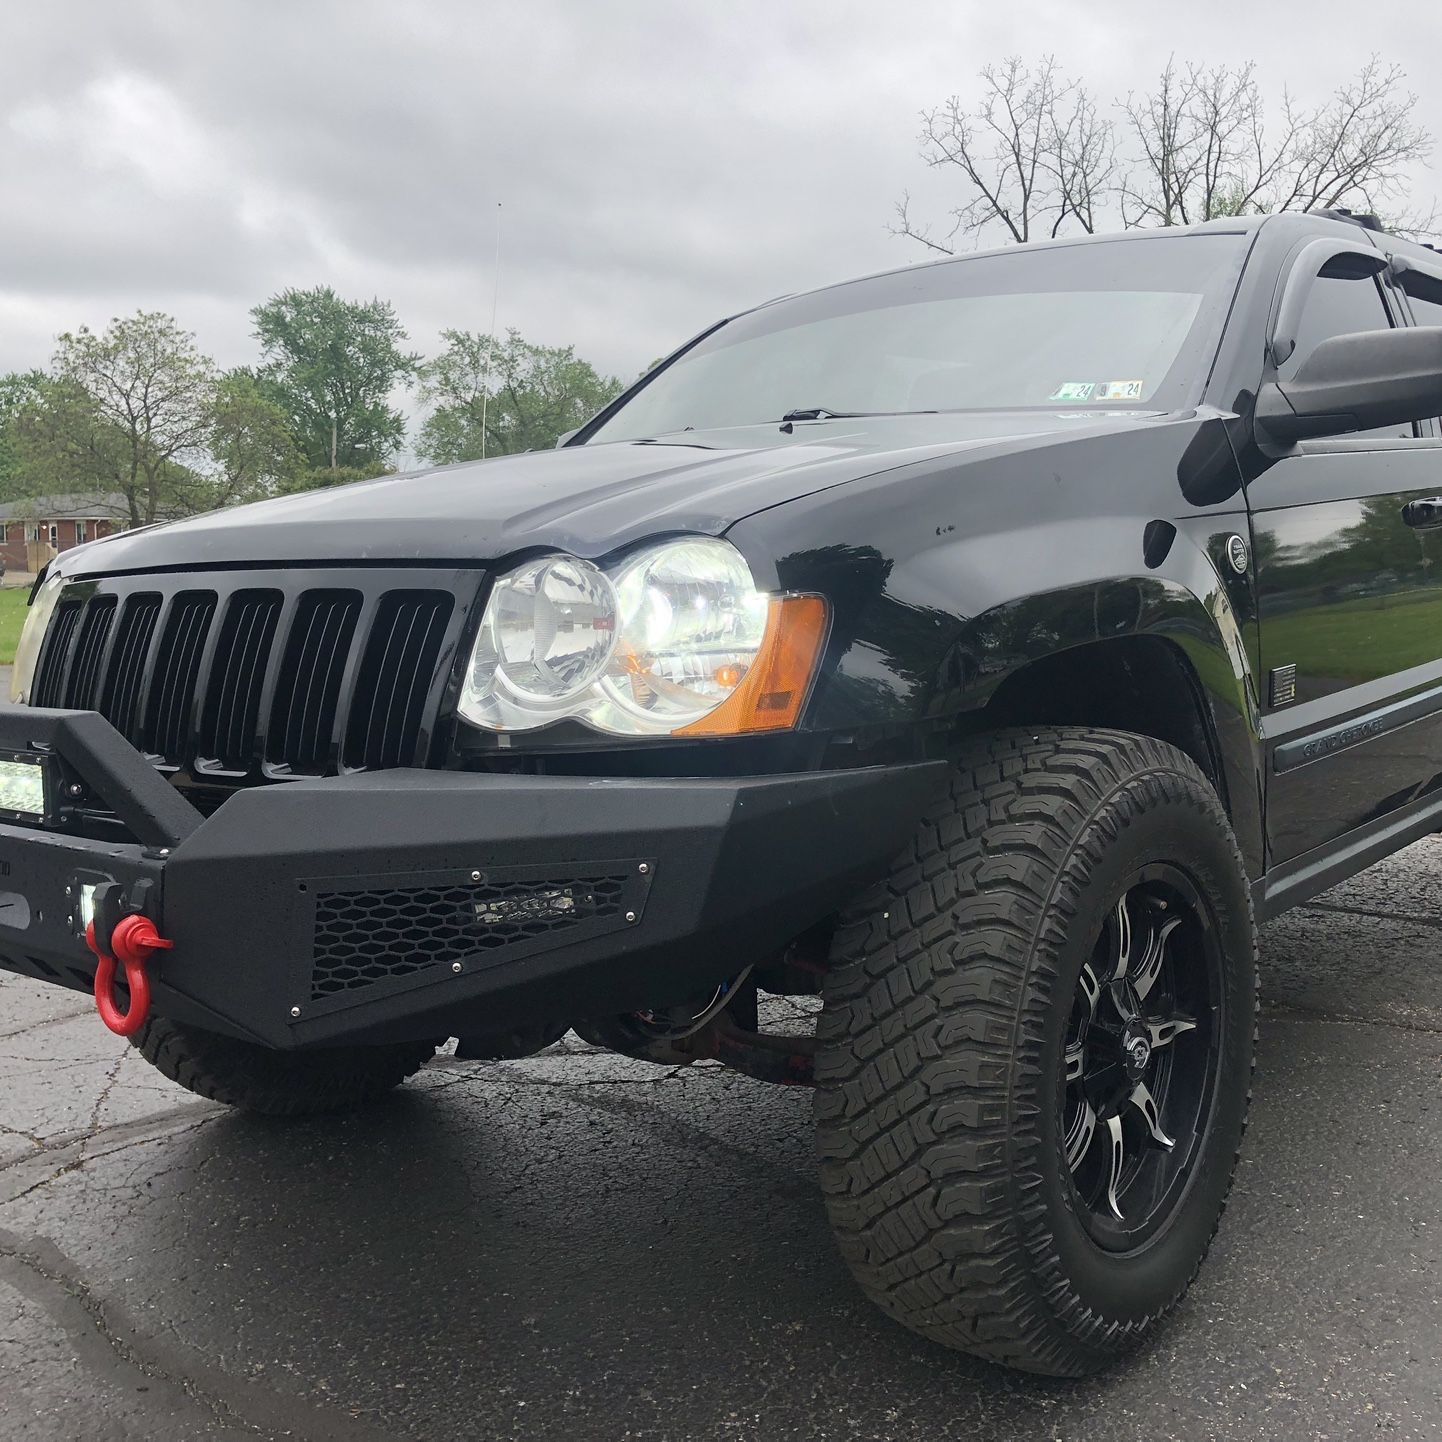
(0, 495, 125, 576)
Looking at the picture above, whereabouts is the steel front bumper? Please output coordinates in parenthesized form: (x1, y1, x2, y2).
(0, 705, 942, 1049)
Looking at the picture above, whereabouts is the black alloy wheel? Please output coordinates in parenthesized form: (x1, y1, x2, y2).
(1061, 866, 1223, 1250)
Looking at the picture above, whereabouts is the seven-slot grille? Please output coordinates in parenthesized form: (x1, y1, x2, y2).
(31, 571, 466, 778)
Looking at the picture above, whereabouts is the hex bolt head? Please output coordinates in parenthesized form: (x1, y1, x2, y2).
(67, 782, 83, 798)
(289, 1006, 301, 1018)
(452, 961, 463, 973)
(625, 911, 637, 923)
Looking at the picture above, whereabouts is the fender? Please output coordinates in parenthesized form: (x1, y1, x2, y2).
(728, 411, 1265, 867)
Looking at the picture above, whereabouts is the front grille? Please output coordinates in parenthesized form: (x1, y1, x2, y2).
(32, 569, 469, 782)
(310, 872, 632, 999)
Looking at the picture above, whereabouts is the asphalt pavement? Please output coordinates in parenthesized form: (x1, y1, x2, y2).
(2, 839, 1442, 1441)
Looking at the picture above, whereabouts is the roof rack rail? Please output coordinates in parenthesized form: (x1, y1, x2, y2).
(1310, 206, 1387, 233)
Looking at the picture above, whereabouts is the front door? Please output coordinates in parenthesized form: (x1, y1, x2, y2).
(1250, 269, 1442, 863)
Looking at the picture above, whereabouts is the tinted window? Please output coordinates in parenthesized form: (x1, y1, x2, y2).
(1402, 277, 1442, 429)
(586, 234, 1246, 442)
(1283, 274, 1411, 439)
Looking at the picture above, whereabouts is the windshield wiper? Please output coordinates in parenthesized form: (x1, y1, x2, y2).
(779, 406, 866, 422)
(779, 407, 936, 423)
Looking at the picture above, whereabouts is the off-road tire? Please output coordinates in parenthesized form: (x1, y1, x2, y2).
(815, 727, 1257, 1376)
(133, 1017, 438, 1117)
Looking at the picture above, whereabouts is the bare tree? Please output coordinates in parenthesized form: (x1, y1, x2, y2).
(893, 56, 1115, 253)
(899, 54, 1434, 250)
(1120, 55, 1432, 228)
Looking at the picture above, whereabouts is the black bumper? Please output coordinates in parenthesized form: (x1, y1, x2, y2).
(0, 704, 942, 1049)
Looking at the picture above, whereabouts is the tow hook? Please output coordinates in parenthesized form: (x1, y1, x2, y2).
(86, 914, 173, 1037)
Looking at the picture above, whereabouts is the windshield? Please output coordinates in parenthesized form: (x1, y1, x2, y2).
(585, 233, 1247, 442)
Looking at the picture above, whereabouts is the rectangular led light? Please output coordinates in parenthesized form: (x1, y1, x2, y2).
(0, 756, 46, 817)
(79, 883, 98, 932)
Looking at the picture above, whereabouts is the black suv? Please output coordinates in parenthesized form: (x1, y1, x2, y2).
(4, 208, 1442, 1376)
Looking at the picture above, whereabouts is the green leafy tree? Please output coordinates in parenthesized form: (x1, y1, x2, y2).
(0, 370, 47, 501)
(14, 313, 217, 525)
(416, 329, 624, 462)
(200, 370, 302, 511)
(251, 287, 419, 472)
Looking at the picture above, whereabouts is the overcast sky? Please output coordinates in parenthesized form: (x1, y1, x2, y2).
(3, 0, 1440, 405)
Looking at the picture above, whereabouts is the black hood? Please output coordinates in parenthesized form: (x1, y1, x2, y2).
(64, 411, 1165, 576)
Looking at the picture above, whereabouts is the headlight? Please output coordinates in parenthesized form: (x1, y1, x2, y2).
(10, 572, 66, 704)
(459, 537, 827, 737)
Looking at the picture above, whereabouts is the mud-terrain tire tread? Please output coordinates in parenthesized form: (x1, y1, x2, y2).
(814, 726, 1257, 1376)
(133, 1017, 437, 1117)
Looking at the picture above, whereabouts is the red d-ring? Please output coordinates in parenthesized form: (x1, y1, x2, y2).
(86, 917, 172, 1037)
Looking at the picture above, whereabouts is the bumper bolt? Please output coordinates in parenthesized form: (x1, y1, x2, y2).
(638, 863, 649, 875)
(452, 961, 463, 973)
(289, 1006, 301, 1018)
(470, 870, 482, 882)
(625, 911, 637, 923)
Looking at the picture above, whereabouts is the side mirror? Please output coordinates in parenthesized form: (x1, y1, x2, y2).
(1255, 326, 1442, 445)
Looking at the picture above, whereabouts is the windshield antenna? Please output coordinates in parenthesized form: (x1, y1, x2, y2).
(479, 201, 503, 461)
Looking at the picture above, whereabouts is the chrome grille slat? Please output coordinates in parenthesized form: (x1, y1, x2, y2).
(32, 599, 82, 708)
(99, 594, 161, 735)
(63, 596, 116, 709)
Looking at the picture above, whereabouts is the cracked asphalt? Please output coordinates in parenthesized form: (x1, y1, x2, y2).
(3, 842, 1442, 1441)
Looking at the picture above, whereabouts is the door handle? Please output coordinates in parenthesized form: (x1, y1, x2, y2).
(1403, 498, 1442, 529)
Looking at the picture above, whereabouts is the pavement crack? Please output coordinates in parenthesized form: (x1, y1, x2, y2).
(0, 1005, 94, 1042)
(0, 1228, 396, 1441)
(85, 1051, 127, 1136)
(1300, 899, 1442, 930)
(1264, 999, 1442, 1037)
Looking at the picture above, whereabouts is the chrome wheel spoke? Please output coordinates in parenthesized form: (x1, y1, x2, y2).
(1132, 915, 1181, 1001)
(1145, 1014, 1197, 1050)
(1064, 1042, 1086, 1083)
(1128, 1080, 1175, 1150)
(1104, 1113, 1127, 1219)
(1065, 1098, 1097, 1171)
(1109, 896, 1134, 982)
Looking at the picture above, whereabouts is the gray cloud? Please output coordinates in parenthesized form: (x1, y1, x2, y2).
(2, 0, 1439, 410)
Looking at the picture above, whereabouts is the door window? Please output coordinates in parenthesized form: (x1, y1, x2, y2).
(1282, 273, 1412, 438)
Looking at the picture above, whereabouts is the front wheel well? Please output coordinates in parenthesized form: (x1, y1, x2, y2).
(965, 636, 1227, 811)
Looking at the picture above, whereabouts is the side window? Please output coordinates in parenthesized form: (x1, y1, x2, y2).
(1402, 282, 1442, 432)
(1282, 273, 1412, 439)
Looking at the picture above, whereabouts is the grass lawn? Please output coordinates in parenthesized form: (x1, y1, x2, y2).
(0, 586, 29, 667)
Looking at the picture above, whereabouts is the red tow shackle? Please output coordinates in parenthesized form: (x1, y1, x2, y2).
(86, 914, 173, 1037)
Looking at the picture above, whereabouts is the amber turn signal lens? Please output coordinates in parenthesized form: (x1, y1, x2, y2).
(678, 595, 828, 736)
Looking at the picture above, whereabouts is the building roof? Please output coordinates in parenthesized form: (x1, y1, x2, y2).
(0, 493, 128, 522)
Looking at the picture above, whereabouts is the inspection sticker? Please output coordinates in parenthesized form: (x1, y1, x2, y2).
(1094, 380, 1145, 400)
(1049, 382, 1095, 401)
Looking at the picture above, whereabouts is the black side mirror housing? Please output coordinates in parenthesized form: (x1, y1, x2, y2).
(1255, 326, 1442, 445)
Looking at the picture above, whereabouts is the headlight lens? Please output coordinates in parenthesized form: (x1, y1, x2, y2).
(474, 555, 618, 704)
(10, 572, 66, 704)
(459, 538, 826, 736)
